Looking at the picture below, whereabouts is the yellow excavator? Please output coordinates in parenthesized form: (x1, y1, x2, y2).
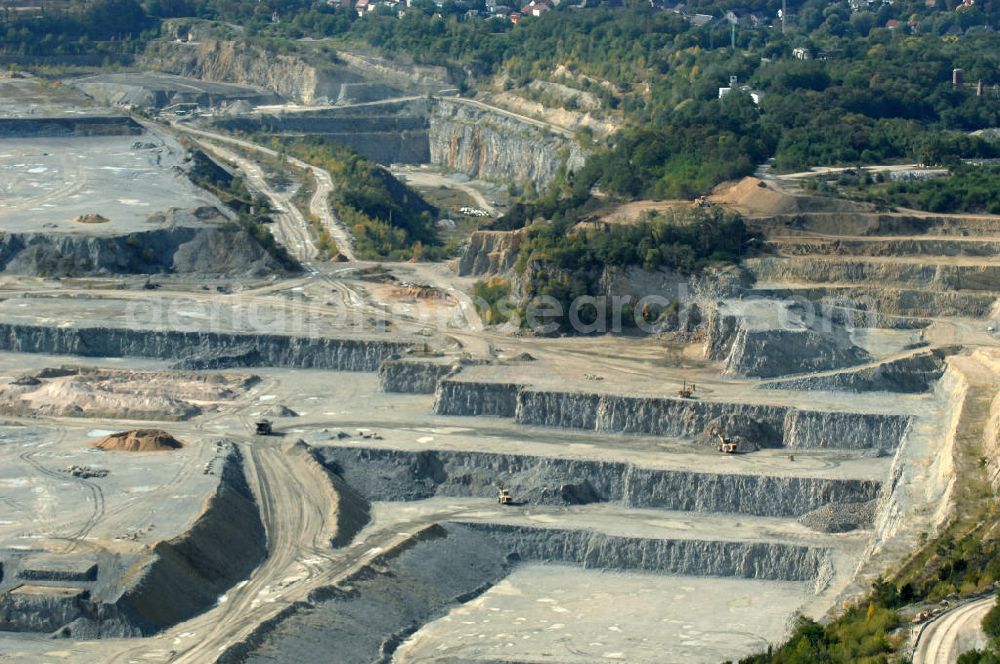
(497, 488, 513, 505)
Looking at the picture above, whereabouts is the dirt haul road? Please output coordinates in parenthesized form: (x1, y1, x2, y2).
(196, 140, 318, 263)
(173, 122, 356, 262)
(92, 432, 470, 664)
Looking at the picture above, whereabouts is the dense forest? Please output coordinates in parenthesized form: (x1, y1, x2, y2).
(867, 163, 1000, 214)
(4, 0, 1000, 206)
(496, 207, 750, 332)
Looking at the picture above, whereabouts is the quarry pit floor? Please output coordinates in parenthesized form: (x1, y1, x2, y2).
(0, 129, 223, 234)
(0, 342, 944, 663)
(0, 78, 979, 663)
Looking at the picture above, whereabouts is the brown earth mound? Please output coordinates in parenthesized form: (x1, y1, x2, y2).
(710, 176, 870, 217)
(710, 177, 797, 216)
(93, 429, 184, 452)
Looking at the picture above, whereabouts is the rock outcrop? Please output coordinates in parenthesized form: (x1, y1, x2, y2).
(212, 101, 431, 165)
(144, 40, 357, 105)
(214, 98, 585, 191)
(0, 446, 265, 638)
(758, 348, 949, 393)
(0, 116, 142, 138)
(434, 379, 523, 417)
(112, 445, 266, 635)
(216, 524, 512, 664)
(457, 229, 527, 277)
(704, 302, 874, 378)
(429, 100, 586, 191)
(746, 256, 1000, 293)
(723, 328, 872, 379)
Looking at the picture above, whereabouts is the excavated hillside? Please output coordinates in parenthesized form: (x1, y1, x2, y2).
(726, 177, 1000, 323)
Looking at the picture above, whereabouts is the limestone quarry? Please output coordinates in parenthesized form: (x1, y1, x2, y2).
(0, 57, 994, 664)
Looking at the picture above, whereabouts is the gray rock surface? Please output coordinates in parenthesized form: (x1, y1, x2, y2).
(112, 444, 266, 636)
(221, 523, 512, 664)
(315, 446, 881, 518)
(457, 229, 526, 277)
(0, 323, 411, 372)
(798, 500, 877, 533)
(458, 522, 827, 581)
(0, 116, 141, 138)
(377, 358, 457, 394)
(219, 518, 829, 664)
(432, 382, 909, 451)
(0, 446, 265, 638)
(434, 380, 523, 417)
(724, 328, 873, 379)
(0, 209, 297, 278)
(759, 348, 948, 393)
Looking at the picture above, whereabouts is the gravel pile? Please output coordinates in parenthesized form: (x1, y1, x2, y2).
(798, 500, 876, 533)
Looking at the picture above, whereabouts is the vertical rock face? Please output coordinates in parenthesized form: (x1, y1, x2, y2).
(0, 116, 142, 137)
(0, 588, 92, 633)
(621, 467, 881, 517)
(783, 410, 911, 452)
(723, 328, 873, 378)
(745, 256, 1000, 292)
(144, 40, 354, 105)
(703, 304, 874, 379)
(704, 309, 742, 361)
(515, 390, 602, 430)
(758, 349, 948, 393)
(0, 323, 410, 372)
(433, 380, 524, 417)
(377, 359, 457, 394)
(211, 104, 432, 166)
(428, 101, 586, 191)
(593, 394, 790, 445)
(432, 381, 911, 451)
(315, 446, 881, 517)
(457, 523, 828, 582)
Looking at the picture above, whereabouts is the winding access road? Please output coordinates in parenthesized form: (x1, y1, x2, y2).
(913, 595, 995, 664)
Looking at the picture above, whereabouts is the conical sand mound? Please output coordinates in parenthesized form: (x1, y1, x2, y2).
(93, 429, 184, 452)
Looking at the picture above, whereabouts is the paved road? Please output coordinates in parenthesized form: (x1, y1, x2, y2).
(913, 595, 995, 664)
